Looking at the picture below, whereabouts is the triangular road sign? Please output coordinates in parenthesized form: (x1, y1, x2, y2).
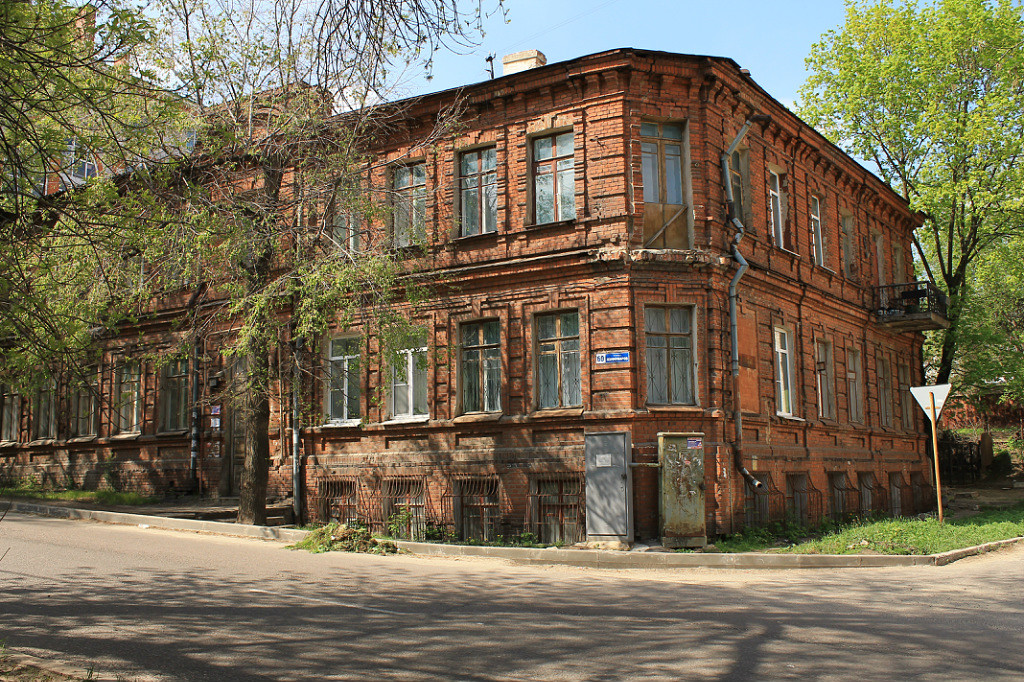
(910, 384, 952, 420)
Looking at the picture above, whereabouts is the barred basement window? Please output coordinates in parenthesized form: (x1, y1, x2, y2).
(536, 311, 581, 409)
(460, 147, 497, 236)
(456, 478, 499, 541)
(383, 479, 426, 540)
(327, 338, 361, 423)
(461, 320, 501, 413)
(532, 132, 574, 224)
(858, 472, 876, 514)
(644, 307, 695, 405)
(786, 473, 810, 524)
(115, 361, 142, 433)
(534, 477, 582, 544)
(160, 359, 189, 432)
(393, 163, 426, 248)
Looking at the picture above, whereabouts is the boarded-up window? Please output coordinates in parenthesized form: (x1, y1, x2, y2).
(640, 121, 688, 248)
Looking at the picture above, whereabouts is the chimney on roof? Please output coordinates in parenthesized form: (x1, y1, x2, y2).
(502, 50, 547, 76)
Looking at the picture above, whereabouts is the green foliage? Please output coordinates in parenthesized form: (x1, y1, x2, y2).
(799, 0, 1024, 386)
(287, 522, 399, 554)
(990, 451, 1013, 476)
(0, 484, 159, 506)
(717, 502, 1024, 555)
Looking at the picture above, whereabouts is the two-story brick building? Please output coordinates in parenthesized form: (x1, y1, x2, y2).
(0, 48, 947, 542)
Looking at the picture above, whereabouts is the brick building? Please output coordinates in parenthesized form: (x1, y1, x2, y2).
(0, 48, 948, 542)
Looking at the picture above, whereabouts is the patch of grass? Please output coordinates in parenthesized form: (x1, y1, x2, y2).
(0, 487, 160, 506)
(716, 502, 1024, 555)
(288, 522, 399, 555)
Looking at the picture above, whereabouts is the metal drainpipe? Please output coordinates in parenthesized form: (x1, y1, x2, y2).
(187, 282, 208, 493)
(291, 337, 303, 524)
(720, 118, 769, 494)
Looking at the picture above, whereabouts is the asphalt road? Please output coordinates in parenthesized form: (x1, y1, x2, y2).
(1, 512, 1022, 681)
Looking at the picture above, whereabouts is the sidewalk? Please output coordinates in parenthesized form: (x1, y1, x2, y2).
(8, 499, 1022, 569)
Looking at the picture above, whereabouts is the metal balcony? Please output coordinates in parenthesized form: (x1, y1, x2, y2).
(875, 281, 950, 331)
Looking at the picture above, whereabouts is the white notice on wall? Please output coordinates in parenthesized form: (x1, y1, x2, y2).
(595, 454, 613, 468)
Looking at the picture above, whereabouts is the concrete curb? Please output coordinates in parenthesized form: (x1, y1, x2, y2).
(9, 501, 1023, 569)
(8, 501, 309, 543)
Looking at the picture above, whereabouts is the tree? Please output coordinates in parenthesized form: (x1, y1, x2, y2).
(142, 0, 502, 524)
(798, 0, 1024, 385)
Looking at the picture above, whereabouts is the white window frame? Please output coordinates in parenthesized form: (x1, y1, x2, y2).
(768, 170, 791, 251)
(393, 163, 426, 248)
(774, 327, 795, 417)
(332, 211, 361, 253)
(811, 195, 828, 268)
(390, 347, 429, 421)
(326, 337, 361, 425)
(459, 147, 498, 237)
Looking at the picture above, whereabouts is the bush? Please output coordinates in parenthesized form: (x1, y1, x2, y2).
(990, 451, 1013, 476)
(288, 522, 399, 555)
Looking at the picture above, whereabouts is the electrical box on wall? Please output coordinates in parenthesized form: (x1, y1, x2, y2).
(659, 432, 707, 548)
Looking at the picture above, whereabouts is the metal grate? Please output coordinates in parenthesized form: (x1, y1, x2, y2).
(744, 472, 785, 527)
(827, 472, 859, 521)
(310, 475, 362, 526)
(785, 473, 823, 525)
(441, 476, 501, 541)
(887, 472, 913, 517)
(527, 473, 586, 544)
(910, 472, 935, 515)
(856, 472, 888, 516)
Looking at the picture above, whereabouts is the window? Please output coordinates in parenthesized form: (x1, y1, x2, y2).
(811, 195, 827, 267)
(332, 212, 360, 253)
(536, 311, 581, 409)
(815, 339, 835, 420)
(532, 132, 574, 224)
(461, 320, 501, 413)
(115, 360, 142, 433)
(858, 472, 876, 514)
(391, 346, 428, 419)
(894, 243, 907, 284)
(828, 472, 851, 519)
(873, 232, 887, 286)
(644, 307, 695, 405)
(786, 473, 810, 524)
(393, 163, 426, 247)
(640, 121, 687, 247)
(744, 471, 772, 527)
(889, 472, 905, 516)
(1, 386, 20, 442)
(533, 477, 583, 544)
(728, 148, 751, 230)
(456, 478, 499, 541)
(878, 355, 893, 427)
(768, 170, 793, 251)
(70, 367, 99, 437)
(847, 347, 864, 423)
(383, 479, 426, 540)
(774, 327, 794, 416)
(160, 358, 189, 432)
(68, 139, 97, 180)
(32, 380, 56, 440)
(898, 362, 913, 429)
(841, 214, 857, 278)
(327, 338, 361, 423)
(460, 148, 497, 236)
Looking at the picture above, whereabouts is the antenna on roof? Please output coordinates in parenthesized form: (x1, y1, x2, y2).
(485, 54, 495, 80)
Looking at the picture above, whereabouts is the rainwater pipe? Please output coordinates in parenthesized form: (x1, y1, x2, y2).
(291, 337, 303, 524)
(720, 117, 770, 493)
(187, 282, 208, 493)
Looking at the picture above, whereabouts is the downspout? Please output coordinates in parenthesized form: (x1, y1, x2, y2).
(291, 337, 303, 524)
(721, 118, 769, 493)
(187, 282, 208, 493)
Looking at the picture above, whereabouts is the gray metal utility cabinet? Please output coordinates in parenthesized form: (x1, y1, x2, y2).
(659, 432, 707, 548)
(584, 431, 634, 542)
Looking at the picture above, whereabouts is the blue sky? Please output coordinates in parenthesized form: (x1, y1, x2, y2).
(398, 0, 851, 109)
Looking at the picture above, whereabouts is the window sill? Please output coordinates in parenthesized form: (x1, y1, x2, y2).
(26, 439, 56, 447)
(156, 429, 189, 438)
(776, 414, 806, 422)
(523, 219, 576, 231)
(529, 407, 584, 419)
(645, 405, 703, 413)
(774, 246, 800, 258)
(380, 415, 430, 426)
(110, 432, 141, 441)
(814, 264, 836, 274)
(455, 230, 499, 243)
(66, 435, 98, 444)
(453, 412, 503, 423)
(0, 440, 19, 449)
(320, 419, 362, 429)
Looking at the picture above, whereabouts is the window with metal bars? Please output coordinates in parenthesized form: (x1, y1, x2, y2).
(786, 473, 810, 523)
(644, 307, 695, 406)
(532, 132, 574, 224)
(383, 479, 426, 540)
(534, 477, 582, 544)
(535, 311, 581, 410)
(460, 147, 497, 236)
(456, 478, 499, 541)
(461, 320, 501, 413)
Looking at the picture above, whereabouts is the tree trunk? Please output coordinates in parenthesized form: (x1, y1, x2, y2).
(935, 288, 961, 386)
(237, 330, 271, 525)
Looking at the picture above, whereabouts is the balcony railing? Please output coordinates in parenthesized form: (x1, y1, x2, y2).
(875, 281, 950, 331)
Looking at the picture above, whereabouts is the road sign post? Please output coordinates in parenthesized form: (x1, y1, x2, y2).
(910, 384, 951, 523)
